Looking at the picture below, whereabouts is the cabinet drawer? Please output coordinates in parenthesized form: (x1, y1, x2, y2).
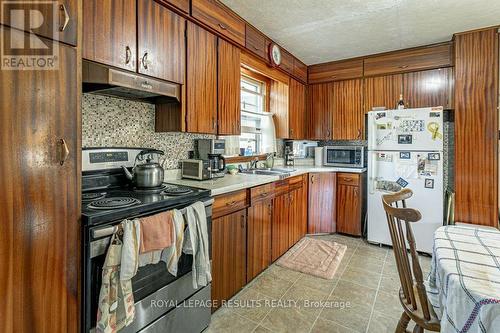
(250, 183, 275, 204)
(213, 190, 248, 218)
(308, 58, 363, 84)
(364, 43, 452, 76)
(245, 24, 268, 60)
(274, 179, 290, 197)
(288, 175, 304, 191)
(337, 173, 360, 186)
(191, 0, 245, 46)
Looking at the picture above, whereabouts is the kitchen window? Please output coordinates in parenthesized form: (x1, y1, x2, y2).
(240, 75, 267, 155)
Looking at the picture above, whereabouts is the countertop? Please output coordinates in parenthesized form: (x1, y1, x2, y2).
(166, 165, 367, 196)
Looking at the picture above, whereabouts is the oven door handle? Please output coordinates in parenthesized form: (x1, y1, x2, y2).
(91, 198, 215, 239)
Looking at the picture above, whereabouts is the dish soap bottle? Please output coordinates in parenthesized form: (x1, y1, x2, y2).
(397, 94, 405, 110)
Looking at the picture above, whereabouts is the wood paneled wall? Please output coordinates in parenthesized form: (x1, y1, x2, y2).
(454, 28, 499, 226)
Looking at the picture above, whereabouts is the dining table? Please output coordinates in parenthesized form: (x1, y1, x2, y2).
(426, 225, 500, 332)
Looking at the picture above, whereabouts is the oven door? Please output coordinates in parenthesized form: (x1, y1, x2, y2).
(324, 147, 359, 167)
(83, 199, 213, 333)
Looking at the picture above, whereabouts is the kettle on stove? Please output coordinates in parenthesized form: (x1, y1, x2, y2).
(121, 149, 165, 188)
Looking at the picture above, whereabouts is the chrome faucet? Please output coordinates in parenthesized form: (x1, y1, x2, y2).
(249, 157, 259, 169)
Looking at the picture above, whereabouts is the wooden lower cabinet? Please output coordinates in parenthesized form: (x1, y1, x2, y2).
(247, 199, 272, 282)
(336, 184, 362, 236)
(308, 173, 337, 233)
(288, 182, 308, 246)
(211, 209, 247, 310)
(271, 193, 290, 261)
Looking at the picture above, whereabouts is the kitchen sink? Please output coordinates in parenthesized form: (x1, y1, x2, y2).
(240, 168, 296, 179)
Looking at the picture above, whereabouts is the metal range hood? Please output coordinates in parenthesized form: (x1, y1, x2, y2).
(82, 60, 181, 104)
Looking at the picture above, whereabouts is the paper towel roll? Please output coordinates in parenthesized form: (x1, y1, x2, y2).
(314, 147, 323, 166)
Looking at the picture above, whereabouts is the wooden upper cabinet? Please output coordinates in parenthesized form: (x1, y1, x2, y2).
(83, 0, 137, 71)
(364, 74, 403, 112)
(279, 49, 294, 74)
(247, 199, 272, 282)
(211, 209, 247, 309)
(157, 0, 190, 14)
(218, 39, 241, 135)
(271, 80, 290, 139)
(403, 68, 454, 109)
(0, 0, 78, 46)
(186, 22, 218, 134)
(333, 79, 364, 140)
(293, 58, 308, 83)
(308, 173, 337, 234)
(364, 42, 453, 77)
(245, 24, 268, 60)
(289, 78, 307, 139)
(308, 83, 334, 140)
(0, 29, 79, 332)
(191, 0, 246, 46)
(308, 58, 364, 84)
(138, 0, 186, 83)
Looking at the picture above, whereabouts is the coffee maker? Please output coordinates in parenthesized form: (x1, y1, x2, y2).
(208, 153, 226, 179)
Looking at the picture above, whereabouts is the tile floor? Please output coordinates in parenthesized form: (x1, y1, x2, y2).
(206, 233, 432, 333)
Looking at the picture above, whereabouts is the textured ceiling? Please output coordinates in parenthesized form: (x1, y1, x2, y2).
(220, 0, 500, 65)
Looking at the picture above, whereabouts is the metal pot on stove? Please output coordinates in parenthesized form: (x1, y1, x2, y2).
(121, 149, 165, 188)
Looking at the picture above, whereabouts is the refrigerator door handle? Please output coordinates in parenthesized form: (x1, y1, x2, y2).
(369, 151, 377, 195)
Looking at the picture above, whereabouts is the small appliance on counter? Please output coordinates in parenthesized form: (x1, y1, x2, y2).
(194, 138, 226, 159)
(284, 140, 318, 158)
(181, 154, 226, 181)
(284, 146, 294, 167)
(323, 145, 366, 168)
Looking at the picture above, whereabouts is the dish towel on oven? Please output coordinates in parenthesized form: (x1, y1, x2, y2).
(183, 201, 212, 289)
(120, 219, 140, 280)
(138, 211, 174, 267)
(161, 209, 185, 276)
(97, 232, 135, 333)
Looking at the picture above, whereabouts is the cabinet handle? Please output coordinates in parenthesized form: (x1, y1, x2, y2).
(125, 46, 131, 64)
(354, 189, 358, 197)
(212, 117, 217, 130)
(240, 214, 245, 228)
(218, 23, 228, 30)
(343, 177, 353, 182)
(356, 128, 362, 140)
(260, 192, 269, 198)
(59, 4, 70, 31)
(399, 65, 409, 69)
(290, 128, 294, 137)
(326, 130, 331, 138)
(226, 200, 237, 207)
(311, 175, 315, 184)
(58, 138, 70, 166)
(142, 52, 149, 70)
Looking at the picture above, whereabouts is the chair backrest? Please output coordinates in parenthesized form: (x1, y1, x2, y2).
(382, 189, 432, 320)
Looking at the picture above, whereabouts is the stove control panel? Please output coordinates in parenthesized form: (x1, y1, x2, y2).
(83, 148, 145, 172)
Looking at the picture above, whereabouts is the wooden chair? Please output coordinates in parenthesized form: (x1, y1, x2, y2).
(382, 189, 440, 333)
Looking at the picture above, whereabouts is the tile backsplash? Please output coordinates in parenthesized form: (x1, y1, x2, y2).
(82, 94, 215, 169)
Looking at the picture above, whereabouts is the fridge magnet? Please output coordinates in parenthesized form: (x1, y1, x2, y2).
(376, 180, 402, 192)
(398, 134, 413, 144)
(427, 122, 443, 140)
(396, 177, 409, 188)
(428, 153, 440, 161)
(375, 112, 386, 120)
(429, 112, 441, 118)
(424, 178, 435, 189)
(400, 120, 425, 132)
(400, 152, 411, 159)
(377, 124, 387, 130)
(377, 153, 393, 162)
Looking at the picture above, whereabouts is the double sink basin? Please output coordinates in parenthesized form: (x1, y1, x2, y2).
(240, 168, 296, 179)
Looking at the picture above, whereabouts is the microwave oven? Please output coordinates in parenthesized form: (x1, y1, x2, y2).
(323, 146, 366, 168)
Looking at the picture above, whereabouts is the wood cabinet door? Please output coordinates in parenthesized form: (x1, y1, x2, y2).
(191, 0, 246, 46)
(138, 0, 186, 83)
(245, 24, 268, 60)
(308, 83, 334, 140)
(308, 58, 364, 84)
(363, 74, 403, 112)
(403, 68, 454, 109)
(186, 22, 218, 134)
(247, 199, 272, 282)
(0, 0, 78, 46)
(0, 30, 79, 332)
(289, 78, 307, 139)
(336, 184, 362, 236)
(211, 209, 247, 310)
(271, 193, 290, 261)
(288, 186, 308, 247)
(83, 0, 137, 71)
(218, 39, 241, 135)
(332, 79, 364, 140)
(293, 58, 308, 83)
(308, 173, 337, 234)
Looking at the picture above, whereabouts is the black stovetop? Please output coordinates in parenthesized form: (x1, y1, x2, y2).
(81, 182, 210, 226)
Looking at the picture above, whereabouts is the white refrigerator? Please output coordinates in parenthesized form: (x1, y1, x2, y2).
(367, 107, 444, 254)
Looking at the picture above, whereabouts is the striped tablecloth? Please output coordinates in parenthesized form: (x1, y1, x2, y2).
(426, 225, 500, 332)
